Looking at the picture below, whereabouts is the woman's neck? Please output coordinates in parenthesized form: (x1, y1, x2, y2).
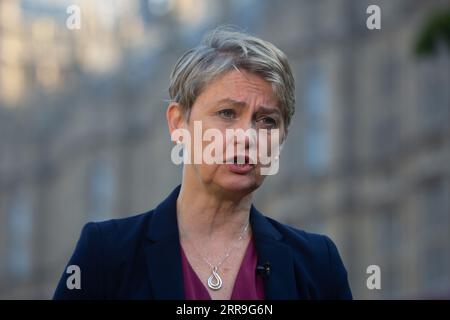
(176, 181, 253, 241)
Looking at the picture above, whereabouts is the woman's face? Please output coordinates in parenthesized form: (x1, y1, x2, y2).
(172, 69, 284, 196)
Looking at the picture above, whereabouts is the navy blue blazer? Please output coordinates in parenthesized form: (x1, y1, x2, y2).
(53, 185, 352, 300)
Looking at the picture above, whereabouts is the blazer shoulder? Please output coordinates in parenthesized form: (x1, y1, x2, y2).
(53, 210, 156, 299)
(90, 210, 158, 263)
(94, 210, 155, 243)
(263, 215, 329, 246)
(263, 216, 353, 299)
(263, 215, 344, 267)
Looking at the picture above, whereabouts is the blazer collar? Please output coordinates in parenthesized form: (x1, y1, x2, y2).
(144, 185, 300, 300)
(249, 205, 300, 299)
(144, 185, 184, 299)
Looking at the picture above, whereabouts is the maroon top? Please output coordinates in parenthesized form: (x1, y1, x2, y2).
(180, 236, 265, 300)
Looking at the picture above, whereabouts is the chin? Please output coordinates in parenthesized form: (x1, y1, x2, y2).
(215, 173, 261, 195)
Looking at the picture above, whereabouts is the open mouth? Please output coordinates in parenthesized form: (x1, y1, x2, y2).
(228, 154, 257, 165)
(233, 155, 250, 165)
(226, 155, 255, 174)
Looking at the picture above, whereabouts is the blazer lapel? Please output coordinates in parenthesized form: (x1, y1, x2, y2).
(250, 205, 304, 300)
(144, 185, 185, 299)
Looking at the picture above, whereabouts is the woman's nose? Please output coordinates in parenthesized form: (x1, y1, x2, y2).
(233, 119, 257, 150)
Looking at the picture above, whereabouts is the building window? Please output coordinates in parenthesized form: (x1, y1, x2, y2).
(373, 57, 399, 157)
(303, 63, 331, 175)
(377, 210, 402, 298)
(87, 159, 116, 221)
(229, 0, 259, 29)
(7, 189, 33, 279)
(145, 0, 173, 17)
(419, 179, 450, 295)
(418, 49, 450, 133)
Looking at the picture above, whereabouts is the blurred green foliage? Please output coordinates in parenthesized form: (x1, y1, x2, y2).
(415, 9, 450, 56)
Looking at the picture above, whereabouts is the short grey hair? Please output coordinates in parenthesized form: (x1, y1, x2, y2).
(168, 26, 295, 134)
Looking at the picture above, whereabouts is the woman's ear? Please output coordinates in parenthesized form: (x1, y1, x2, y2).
(166, 102, 186, 143)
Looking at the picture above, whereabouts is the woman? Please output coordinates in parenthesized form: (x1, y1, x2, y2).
(54, 27, 352, 300)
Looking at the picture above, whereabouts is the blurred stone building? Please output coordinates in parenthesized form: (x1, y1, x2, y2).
(0, 0, 449, 299)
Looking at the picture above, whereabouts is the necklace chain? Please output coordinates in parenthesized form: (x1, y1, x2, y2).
(179, 219, 250, 290)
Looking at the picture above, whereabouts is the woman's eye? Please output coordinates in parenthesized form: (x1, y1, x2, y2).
(258, 117, 277, 127)
(218, 109, 235, 119)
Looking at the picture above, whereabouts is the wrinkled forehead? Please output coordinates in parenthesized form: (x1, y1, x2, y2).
(195, 70, 280, 111)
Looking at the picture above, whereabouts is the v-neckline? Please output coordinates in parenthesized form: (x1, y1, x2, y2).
(180, 236, 253, 300)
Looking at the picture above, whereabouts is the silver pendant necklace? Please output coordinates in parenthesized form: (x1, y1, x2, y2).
(207, 266, 222, 290)
(181, 220, 250, 291)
